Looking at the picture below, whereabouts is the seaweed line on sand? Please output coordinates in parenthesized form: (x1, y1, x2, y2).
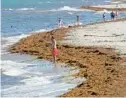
(9, 19, 126, 97)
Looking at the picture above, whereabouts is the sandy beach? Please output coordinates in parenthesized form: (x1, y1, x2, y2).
(9, 18, 126, 97)
(62, 19, 126, 56)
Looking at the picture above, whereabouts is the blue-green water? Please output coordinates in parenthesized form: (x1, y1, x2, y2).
(3, 0, 125, 37)
(2, 0, 106, 9)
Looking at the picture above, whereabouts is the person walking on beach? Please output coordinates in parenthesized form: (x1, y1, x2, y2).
(76, 15, 80, 25)
(58, 18, 62, 27)
(51, 36, 57, 64)
(110, 11, 115, 20)
(103, 12, 106, 22)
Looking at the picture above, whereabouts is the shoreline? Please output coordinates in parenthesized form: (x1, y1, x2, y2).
(80, 4, 126, 12)
(9, 19, 126, 97)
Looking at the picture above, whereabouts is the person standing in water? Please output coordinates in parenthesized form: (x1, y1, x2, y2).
(51, 36, 57, 64)
(58, 18, 62, 27)
(110, 11, 115, 20)
(76, 15, 80, 25)
(103, 12, 106, 22)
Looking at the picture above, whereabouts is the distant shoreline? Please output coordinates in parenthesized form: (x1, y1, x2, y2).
(112, 0, 126, 3)
(9, 19, 126, 97)
(80, 4, 126, 12)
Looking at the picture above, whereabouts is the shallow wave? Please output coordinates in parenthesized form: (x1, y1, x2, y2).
(4, 8, 35, 11)
(50, 6, 85, 12)
(1, 59, 76, 97)
(21, 76, 51, 85)
(68, 12, 73, 15)
(31, 29, 48, 33)
(17, 8, 35, 11)
(1, 34, 30, 55)
(3, 6, 92, 13)
(2, 34, 29, 46)
(1, 60, 28, 76)
(1, 29, 51, 54)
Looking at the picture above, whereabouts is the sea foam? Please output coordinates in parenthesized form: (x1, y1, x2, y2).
(2, 34, 29, 45)
(50, 6, 87, 12)
(4, 8, 35, 11)
(1, 60, 27, 76)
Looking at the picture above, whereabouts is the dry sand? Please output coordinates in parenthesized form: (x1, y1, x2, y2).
(62, 20, 126, 56)
(9, 19, 126, 97)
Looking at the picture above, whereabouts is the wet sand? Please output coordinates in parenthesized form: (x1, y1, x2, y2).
(9, 19, 126, 97)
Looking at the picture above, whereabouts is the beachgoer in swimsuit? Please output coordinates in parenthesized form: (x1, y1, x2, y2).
(103, 12, 106, 22)
(76, 15, 80, 25)
(110, 11, 115, 20)
(58, 18, 62, 27)
(51, 36, 57, 63)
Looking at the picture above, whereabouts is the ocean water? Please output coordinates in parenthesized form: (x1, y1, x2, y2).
(1, 0, 126, 37)
(1, 0, 126, 97)
(1, 53, 84, 97)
